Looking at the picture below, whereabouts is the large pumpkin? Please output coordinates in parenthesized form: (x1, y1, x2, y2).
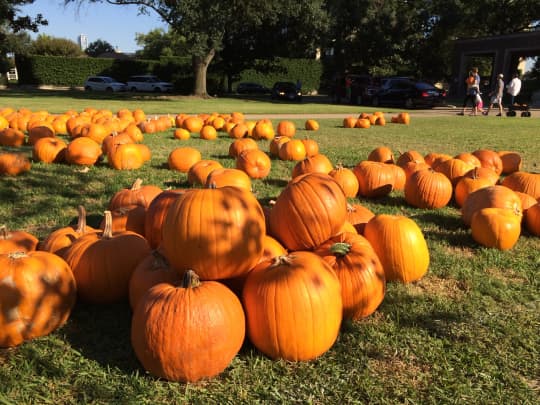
(291, 154, 333, 178)
(242, 252, 342, 361)
(131, 270, 245, 382)
(364, 214, 430, 283)
(501, 171, 540, 200)
(353, 160, 395, 198)
(0, 251, 76, 347)
(268, 172, 347, 251)
(314, 232, 385, 320)
(161, 186, 266, 280)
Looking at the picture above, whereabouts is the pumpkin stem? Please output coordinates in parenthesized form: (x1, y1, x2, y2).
(330, 242, 352, 256)
(75, 205, 88, 234)
(270, 255, 292, 267)
(8, 251, 27, 259)
(130, 178, 143, 191)
(0, 225, 10, 240)
(182, 269, 201, 288)
(102, 211, 114, 239)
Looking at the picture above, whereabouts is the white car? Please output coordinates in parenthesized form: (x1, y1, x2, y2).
(84, 76, 127, 92)
(126, 75, 174, 92)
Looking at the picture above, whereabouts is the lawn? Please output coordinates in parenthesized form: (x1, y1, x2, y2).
(0, 91, 539, 404)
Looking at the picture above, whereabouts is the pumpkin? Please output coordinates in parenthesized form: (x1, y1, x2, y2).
(355, 118, 371, 129)
(168, 146, 202, 173)
(206, 167, 252, 191)
(144, 189, 186, 249)
(463, 166, 500, 186)
(269, 136, 290, 157)
(229, 123, 249, 139)
(161, 186, 266, 280)
(471, 208, 521, 250)
(404, 169, 453, 209)
(387, 164, 406, 191)
(182, 116, 204, 133)
(0, 226, 39, 254)
(278, 139, 306, 161)
(128, 248, 181, 310)
(187, 159, 223, 186)
(367, 146, 394, 163)
(63, 210, 151, 303)
(0, 152, 31, 176)
(228, 137, 258, 158)
(64, 137, 102, 166)
(329, 165, 360, 198)
(346, 203, 375, 234)
(314, 232, 385, 320)
(433, 158, 475, 186)
(173, 128, 190, 140)
(108, 178, 162, 211)
(461, 185, 522, 227)
(301, 138, 319, 157)
(252, 120, 275, 140)
(472, 149, 503, 176)
(0, 128, 25, 147)
(353, 161, 395, 198)
(424, 152, 452, 168)
(276, 120, 296, 137)
(108, 143, 144, 170)
(364, 214, 430, 283)
(454, 152, 482, 168)
(242, 252, 342, 361)
(501, 171, 540, 200)
(235, 149, 272, 179)
(524, 203, 540, 236)
(0, 251, 76, 347)
(199, 125, 217, 140)
(396, 150, 424, 168)
(32, 136, 67, 163)
(131, 270, 245, 382)
(454, 176, 493, 208)
(291, 153, 333, 178)
(101, 131, 134, 155)
(305, 119, 319, 131)
(27, 123, 55, 145)
(39, 205, 97, 257)
(497, 151, 522, 174)
(343, 116, 357, 128)
(268, 172, 347, 251)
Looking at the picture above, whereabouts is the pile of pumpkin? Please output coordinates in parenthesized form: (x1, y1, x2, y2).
(342, 111, 410, 128)
(2, 106, 540, 385)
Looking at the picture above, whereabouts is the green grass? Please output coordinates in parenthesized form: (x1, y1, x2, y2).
(0, 92, 539, 404)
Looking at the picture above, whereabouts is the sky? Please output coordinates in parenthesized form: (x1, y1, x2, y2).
(19, 0, 167, 53)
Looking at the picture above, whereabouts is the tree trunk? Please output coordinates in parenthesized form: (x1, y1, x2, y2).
(192, 49, 215, 97)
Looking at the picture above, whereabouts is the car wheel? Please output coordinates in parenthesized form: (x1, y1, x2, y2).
(404, 98, 414, 109)
(372, 96, 379, 107)
(85, 86, 92, 91)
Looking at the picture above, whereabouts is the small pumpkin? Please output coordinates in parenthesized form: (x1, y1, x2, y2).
(471, 207, 521, 250)
(235, 149, 272, 179)
(0, 225, 39, 254)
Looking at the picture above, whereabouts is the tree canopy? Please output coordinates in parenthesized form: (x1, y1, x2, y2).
(85, 39, 115, 57)
(29, 34, 84, 57)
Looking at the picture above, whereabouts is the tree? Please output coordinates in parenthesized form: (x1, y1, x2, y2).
(0, 0, 47, 75)
(29, 34, 84, 56)
(85, 39, 115, 57)
(65, 0, 327, 97)
(135, 28, 187, 59)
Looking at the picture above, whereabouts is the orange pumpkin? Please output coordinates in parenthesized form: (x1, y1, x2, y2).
(131, 270, 245, 382)
(404, 168, 453, 209)
(242, 252, 342, 361)
(314, 232, 385, 320)
(305, 119, 319, 131)
(461, 185, 522, 227)
(291, 154, 333, 178)
(0, 226, 39, 254)
(329, 165, 360, 198)
(471, 208, 521, 250)
(235, 149, 272, 179)
(0, 251, 76, 347)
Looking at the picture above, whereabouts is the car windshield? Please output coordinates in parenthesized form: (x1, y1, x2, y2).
(102, 77, 114, 83)
(415, 82, 435, 90)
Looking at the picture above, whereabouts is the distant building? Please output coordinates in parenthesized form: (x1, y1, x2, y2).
(78, 34, 88, 51)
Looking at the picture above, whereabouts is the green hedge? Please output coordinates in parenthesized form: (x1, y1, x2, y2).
(14, 55, 321, 94)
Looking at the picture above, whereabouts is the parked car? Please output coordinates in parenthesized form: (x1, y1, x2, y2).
(271, 81, 302, 101)
(126, 75, 173, 92)
(83, 76, 127, 92)
(347, 74, 380, 105)
(371, 77, 446, 109)
(236, 82, 269, 94)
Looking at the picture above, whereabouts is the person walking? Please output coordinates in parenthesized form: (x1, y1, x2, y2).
(458, 68, 480, 115)
(506, 72, 522, 107)
(483, 73, 505, 116)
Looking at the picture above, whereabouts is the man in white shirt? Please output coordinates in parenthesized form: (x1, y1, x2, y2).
(506, 73, 522, 106)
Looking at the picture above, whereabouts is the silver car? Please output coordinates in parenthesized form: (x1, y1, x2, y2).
(84, 76, 127, 92)
(126, 75, 173, 92)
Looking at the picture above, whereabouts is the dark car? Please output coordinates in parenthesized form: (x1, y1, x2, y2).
(348, 74, 380, 105)
(271, 82, 302, 102)
(371, 78, 446, 109)
(236, 82, 269, 94)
